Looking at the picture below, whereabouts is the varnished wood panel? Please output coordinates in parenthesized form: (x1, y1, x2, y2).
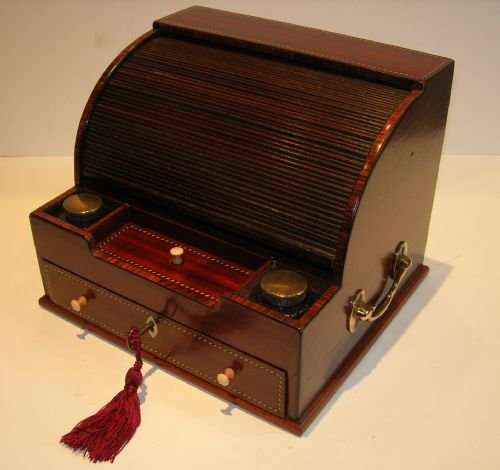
(155, 6, 452, 88)
(94, 222, 255, 307)
(298, 62, 454, 415)
(43, 261, 286, 417)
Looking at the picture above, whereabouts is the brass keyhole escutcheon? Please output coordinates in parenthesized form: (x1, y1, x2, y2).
(348, 241, 412, 333)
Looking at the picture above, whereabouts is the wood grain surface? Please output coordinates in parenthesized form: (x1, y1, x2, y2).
(30, 7, 453, 433)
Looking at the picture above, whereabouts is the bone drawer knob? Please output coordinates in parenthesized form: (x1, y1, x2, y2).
(70, 296, 88, 312)
(170, 246, 184, 265)
(216, 368, 235, 386)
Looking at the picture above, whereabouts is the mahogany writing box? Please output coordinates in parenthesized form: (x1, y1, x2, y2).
(30, 6, 453, 434)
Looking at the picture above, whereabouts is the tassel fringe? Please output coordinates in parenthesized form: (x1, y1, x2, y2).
(61, 327, 143, 463)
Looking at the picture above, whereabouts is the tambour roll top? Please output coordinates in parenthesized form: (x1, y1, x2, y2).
(76, 7, 448, 274)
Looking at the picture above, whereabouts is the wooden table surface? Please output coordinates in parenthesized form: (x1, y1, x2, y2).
(0, 155, 498, 469)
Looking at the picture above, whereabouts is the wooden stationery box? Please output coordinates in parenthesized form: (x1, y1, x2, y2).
(30, 6, 453, 434)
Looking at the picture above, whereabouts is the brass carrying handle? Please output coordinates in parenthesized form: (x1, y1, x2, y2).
(348, 241, 412, 333)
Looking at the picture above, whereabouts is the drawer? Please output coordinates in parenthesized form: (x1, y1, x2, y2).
(43, 261, 286, 417)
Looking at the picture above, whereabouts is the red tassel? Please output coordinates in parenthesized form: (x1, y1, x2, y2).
(61, 327, 143, 463)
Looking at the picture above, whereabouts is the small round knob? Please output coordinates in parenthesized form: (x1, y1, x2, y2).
(70, 296, 88, 312)
(170, 246, 184, 265)
(216, 368, 235, 387)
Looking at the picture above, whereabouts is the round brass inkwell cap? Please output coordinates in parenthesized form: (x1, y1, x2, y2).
(260, 270, 308, 308)
(63, 193, 103, 223)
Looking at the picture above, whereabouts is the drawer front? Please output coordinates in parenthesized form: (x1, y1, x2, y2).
(43, 261, 285, 417)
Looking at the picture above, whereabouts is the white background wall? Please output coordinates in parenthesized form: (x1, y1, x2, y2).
(0, 0, 499, 156)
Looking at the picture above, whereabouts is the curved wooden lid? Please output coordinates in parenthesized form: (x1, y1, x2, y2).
(77, 9, 424, 271)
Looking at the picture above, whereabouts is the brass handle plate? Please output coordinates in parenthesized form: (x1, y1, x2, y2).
(348, 241, 412, 333)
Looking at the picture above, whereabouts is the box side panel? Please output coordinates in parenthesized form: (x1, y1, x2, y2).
(297, 63, 454, 419)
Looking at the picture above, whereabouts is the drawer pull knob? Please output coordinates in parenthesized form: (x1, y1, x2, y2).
(217, 368, 235, 387)
(70, 296, 88, 312)
(170, 246, 184, 265)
